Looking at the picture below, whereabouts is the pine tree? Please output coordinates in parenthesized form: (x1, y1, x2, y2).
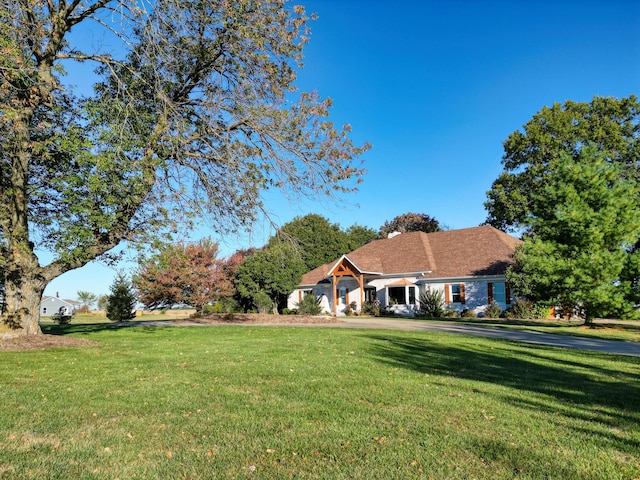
(106, 273, 137, 322)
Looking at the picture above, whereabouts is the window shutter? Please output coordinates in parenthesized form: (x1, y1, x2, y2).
(460, 284, 466, 305)
(505, 283, 511, 304)
(444, 284, 450, 304)
(487, 283, 493, 303)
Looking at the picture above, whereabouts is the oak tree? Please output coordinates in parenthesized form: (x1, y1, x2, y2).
(485, 96, 640, 232)
(0, 0, 368, 336)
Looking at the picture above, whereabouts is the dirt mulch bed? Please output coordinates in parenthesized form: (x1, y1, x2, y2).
(0, 335, 99, 352)
(0, 314, 341, 351)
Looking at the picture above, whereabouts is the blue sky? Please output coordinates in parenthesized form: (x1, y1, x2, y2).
(44, 0, 640, 299)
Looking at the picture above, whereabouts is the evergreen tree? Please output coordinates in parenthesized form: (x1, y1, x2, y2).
(106, 273, 137, 322)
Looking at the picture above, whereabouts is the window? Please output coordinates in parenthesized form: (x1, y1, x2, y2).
(408, 286, 416, 305)
(388, 287, 406, 305)
(446, 283, 465, 304)
(364, 287, 377, 303)
(451, 284, 462, 303)
(492, 283, 506, 303)
(488, 282, 510, 304)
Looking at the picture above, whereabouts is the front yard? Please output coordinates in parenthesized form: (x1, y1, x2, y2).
(1, 324, 638, 478)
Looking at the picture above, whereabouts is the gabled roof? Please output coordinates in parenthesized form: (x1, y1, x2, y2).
(298, 226, 521, 286)
(41, 296, 81, 306)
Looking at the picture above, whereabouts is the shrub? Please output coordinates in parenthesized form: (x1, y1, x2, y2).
(461, 309, 477, 318)
(484, 302, 503, 319)
(362, 300, 381, 317)
(416, 287, 445, 317)
(51, 313, 72, 325)
(203, 298, 240, 315)
(505, 299, 549, 320)
(296, 294, 322, 315)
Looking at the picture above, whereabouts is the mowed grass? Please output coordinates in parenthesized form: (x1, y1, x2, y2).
(1, 325, 639, 479)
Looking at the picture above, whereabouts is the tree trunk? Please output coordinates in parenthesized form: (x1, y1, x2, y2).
(0, 261, 46, 337)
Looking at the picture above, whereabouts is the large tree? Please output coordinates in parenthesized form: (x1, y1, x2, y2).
(0, 1, 368, 336)
(133, 238, 232, 312)
(234, 242, 306, 313)
(270, 214, 349, 271)
(485, 95, 640, 322)
(377, 212, 441, 238)
(507, 147, 640, 323)
(485, 95, 640, 231)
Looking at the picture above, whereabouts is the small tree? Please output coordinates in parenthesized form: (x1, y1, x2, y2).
(134, 238, 232, 312)
(416, 287, 445, 317)
(106, 273, 137, 322)
(296, 294, 322, 315)
(77, 291, 97, 313)
(96, 295, 109, 312)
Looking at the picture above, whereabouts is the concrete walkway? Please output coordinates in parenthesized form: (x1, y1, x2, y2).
(335, 317, 640, 357)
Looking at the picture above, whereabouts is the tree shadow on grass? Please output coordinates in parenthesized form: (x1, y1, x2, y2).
(363, 333, 640, 453)
(42, 322, 162, 336)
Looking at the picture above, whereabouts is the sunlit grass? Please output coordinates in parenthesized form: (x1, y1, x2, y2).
(1, 325, 638, 479)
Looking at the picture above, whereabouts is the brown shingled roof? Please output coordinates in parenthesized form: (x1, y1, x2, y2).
(298, 226, 521, 285)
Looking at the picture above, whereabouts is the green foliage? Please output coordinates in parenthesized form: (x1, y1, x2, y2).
(105, 272, 137, 322)
(378, 212, 441, 238)
(76, 291, 97, 311)
(483, 302, 503, 319)
(362, 300, 381, 316)
(203, 298, 240, 315)
(271, 214, 348, 271)
(345, 224, 377, 250)
(504, 299, 549, 320)
(507, 148, 640, 322)
(1, 0, 369, 333)
(51, 313, 72, 325)
(234, 243, 307, 313)
(485, 95, 640, 232)
(296, 294, 323, 315)
(460, 309, 477, 318)
(416, 287, 445, 317)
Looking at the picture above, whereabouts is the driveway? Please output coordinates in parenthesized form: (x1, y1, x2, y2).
(336, 317, 640, 357)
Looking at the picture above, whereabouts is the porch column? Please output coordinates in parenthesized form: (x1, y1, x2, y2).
(332, 273, 337, 316)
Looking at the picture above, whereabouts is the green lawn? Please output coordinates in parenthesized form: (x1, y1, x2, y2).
(1, 325, 638, 479)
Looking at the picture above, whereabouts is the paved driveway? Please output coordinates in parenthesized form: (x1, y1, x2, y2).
(336, 317, 640, 357)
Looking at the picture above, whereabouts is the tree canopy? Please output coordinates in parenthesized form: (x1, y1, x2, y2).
(507, 147, 640, 322)
(234, 242, 307, 313)
(269, 214, 375, 271)
(485, 95, 640, 322)
(377, 212, 442, 238)
(0, 0, 368, 336)
(485, 95, 640, 231)
(133, 238, 233, 312)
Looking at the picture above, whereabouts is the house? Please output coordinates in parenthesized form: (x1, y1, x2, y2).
(287, 226, 521, 316)
(40, 295, 81, 317)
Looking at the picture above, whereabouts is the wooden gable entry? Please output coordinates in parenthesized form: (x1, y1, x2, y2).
(331, 257, 365, 316)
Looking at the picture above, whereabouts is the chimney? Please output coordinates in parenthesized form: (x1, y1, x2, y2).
(56, 292, 59, 298)
(388, 231, 402, 239)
